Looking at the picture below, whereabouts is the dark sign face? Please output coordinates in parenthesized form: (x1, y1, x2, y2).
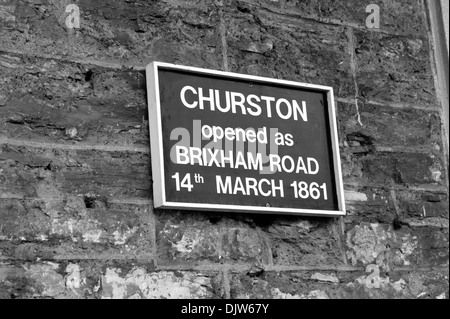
(147, 62, 345, 216)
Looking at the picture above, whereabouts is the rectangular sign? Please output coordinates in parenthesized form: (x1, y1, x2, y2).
(146, 62, 345, 216)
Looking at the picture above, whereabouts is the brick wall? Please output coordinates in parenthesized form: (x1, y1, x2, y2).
(0, 0, 448, 299)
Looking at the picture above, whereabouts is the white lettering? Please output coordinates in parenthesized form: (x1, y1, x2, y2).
(275, 98, 292, 120)
(198, 88, 215, 110)
(180, 87, 308, 121)
(247, 94, 262, 116)
(260, 96, 275, 118)
(293, 100, 308, 122)
(230, 92, 247, 115)
(216, 176, 284, 197)
(180, 86, 198, 108)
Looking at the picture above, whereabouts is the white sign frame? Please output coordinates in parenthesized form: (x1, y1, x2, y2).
(146, 61, 346, 216)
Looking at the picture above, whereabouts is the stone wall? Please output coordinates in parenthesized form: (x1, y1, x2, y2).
(0, 0, 448, 299)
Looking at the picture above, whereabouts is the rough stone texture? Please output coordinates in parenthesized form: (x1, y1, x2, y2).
(338, 101, 443, 149)
(157, 211, 272, 265)
(226, 8, 355, 98)
(0, 199, 154, 260)
(0, 261, 223, 299)
(0, 144, 151, 199)
(101, 268, 220, 299)
(0, 0, 448, 299)
(0, 0, 223, 68)
(365, 152, 442, 185)
(343, 187, 448, 224)
(262, 216, 343, 267)
(230, 268, 448, 299)
(0, 54, 149, 147)
(236, 0, 428, 36)
(354, 29, 437, 107)
(156, 211, 349, 269)
(346, 223, 449, 270)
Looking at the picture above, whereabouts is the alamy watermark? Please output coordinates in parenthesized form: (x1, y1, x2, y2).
(366, 4, 381, 29)
(65, 4, 80, 29)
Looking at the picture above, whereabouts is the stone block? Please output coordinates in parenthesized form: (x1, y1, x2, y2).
(345, 222, 449, 270)
(355, 29, 436, 107)
(157, 212, 271, 265)
(0, 199, 154, 259)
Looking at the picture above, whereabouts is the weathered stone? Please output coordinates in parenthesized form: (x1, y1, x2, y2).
(403, 218, 449, 229)
(334, 267, 449, 299)
(1, 262, 224, 299)
(230, 268, 448, 299)
(230, 273, 326, 299)
(24, 263, 65, 297)
(342, 187, 449, 224)
(157, 212, 271, 265)
(343, 152, 445, 186)
(0, 95, 7, 106)
(338, 101, 443, 149)
(346, 223, 449, 270)
(264, 217, 344, 267)
(65, 264, 86, 297)
(311, 272, 340, 283)
(0, 55, 149, 148)
(226, 10, 354, 99)
(235, 0, 427, 36)
(0, 145, 151, 200)
(355, 30, 436, 107)
(0, 4, 16, 23)
(0, 199, 154, 259)
(0, 0, 223, 68)
(345, 190, 368, 202)
(101, 268, 218, 299)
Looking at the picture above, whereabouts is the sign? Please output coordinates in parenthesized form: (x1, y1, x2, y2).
(146, 62, 345, 216)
